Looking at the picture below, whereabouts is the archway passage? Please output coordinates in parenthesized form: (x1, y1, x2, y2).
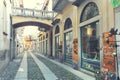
(13, 21, 52, 31)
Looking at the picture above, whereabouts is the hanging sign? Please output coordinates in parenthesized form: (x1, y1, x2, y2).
(111, 0, 120, 8)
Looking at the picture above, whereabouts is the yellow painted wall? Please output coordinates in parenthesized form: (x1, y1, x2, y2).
(102, 0, 114, 32)
(52, 0, 115, 74)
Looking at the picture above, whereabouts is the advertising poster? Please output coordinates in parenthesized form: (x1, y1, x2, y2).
(102, 32, 116, 72)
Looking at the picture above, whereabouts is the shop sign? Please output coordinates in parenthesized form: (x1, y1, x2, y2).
(111, 0, 120, 8)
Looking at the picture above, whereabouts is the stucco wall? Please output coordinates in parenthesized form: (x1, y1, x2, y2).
(0, 0, 12, 74)
(51, 0, 115, 74)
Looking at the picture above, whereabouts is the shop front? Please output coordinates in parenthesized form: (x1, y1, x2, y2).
(80, 21, 100, 72)
(45, 33, 48, 56)
(79, 2, 100, 72)
(64, 18, 73, 65)
(55, 25, 60, 59)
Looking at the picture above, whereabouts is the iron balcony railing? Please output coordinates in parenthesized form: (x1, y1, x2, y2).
(12, 7, 54, 20)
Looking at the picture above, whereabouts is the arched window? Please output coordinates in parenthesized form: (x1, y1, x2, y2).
(80, 2, 99, 22)
(55, 25, 60, 34)
(80, 2, 100, 72)
(64, 18, 72, 30)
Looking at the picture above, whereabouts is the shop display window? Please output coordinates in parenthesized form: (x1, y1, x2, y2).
(64, 31, 73, 59)
(81, 21, 100, 72)
(55, 25, 60, 59)
(55, 35, 60, 58)
(80, 2, 100, 72)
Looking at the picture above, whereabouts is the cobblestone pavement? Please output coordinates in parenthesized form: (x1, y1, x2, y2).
(35, 54, 83, 80)
(0, 51, 85, 80)
(27, 52, 45, 80)
(0, 53, 24, 80)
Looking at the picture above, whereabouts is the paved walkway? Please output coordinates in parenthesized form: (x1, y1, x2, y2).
(36, 53, 95, 80)
(30, 52, 58, 80)
(14, 52, 27, 80)
(3, 51, 96, 80)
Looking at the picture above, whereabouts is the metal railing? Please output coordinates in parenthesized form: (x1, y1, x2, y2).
(12, 7, 54, 20)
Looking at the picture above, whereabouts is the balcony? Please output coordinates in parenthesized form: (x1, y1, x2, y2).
(12, 7, 54, 20)
(52, 0, 83, 13)
(52, 0, 70, 13)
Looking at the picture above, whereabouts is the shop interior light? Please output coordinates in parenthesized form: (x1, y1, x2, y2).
(87, 27, 93, 36)
(113, 52, 117, 56)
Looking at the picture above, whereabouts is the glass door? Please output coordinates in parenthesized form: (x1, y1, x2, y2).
(55, 35, 60, 59)
(64, 31, 73, 64)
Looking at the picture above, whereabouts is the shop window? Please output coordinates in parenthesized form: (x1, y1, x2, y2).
(80, 2, 99, 22)
(55, 35, 60, 58)
(81, 21, 100, 72)
(64, 18, 72, 30)
(64, 31, 73, 62)
(80, 2, 100, 72)
(55, 25, 60, 59)
(64, 18, 73, 64)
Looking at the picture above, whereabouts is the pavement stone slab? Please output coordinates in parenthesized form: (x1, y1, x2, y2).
(35, 54, 83, 80)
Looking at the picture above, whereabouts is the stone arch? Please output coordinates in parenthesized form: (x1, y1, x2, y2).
(13, 21, 52, 31)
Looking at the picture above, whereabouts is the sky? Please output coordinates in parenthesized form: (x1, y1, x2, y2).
(16, 0, 45, 37)
(23, 0, 45, 10)
(23, 26, 39, 38)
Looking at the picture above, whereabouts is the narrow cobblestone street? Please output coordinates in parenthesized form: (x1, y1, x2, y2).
(0, 51, 95, 80)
